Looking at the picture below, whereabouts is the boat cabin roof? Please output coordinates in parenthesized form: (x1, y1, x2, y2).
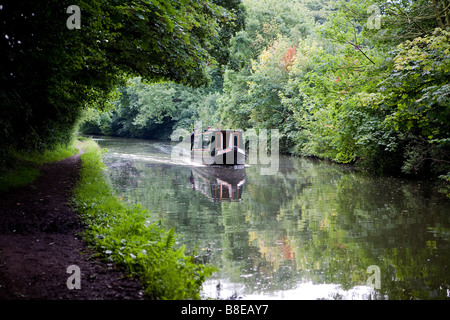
(195, 129, 243, 135)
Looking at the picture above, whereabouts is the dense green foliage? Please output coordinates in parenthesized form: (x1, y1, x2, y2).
(79, 76, 223, 140)
(72, 139, 215, 299)
(294, 0, 450, 178)
(80, 0, 449, 185)
(0, 0, 243, 169)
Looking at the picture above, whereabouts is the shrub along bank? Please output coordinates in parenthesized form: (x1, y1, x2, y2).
(72, 138, 215, 299)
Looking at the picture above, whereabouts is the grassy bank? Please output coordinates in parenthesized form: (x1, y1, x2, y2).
(72, 138, 215, 299)
(0, 142, 79, 192)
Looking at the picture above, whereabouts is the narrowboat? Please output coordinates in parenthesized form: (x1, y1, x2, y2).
(190, 129, 246, 166)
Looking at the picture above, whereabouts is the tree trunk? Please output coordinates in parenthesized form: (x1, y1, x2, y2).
(441, 0, 450, 27)
(432, 0, 445, 28)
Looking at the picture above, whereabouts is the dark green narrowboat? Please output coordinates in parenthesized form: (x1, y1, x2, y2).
(191, 129, 246, 166)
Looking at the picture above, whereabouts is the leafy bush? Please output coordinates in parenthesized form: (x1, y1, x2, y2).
(293, 27, 450, 176)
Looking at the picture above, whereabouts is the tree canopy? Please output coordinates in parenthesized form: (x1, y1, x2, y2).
(0, 0, 243, 167)
(2, 0, 449, 189)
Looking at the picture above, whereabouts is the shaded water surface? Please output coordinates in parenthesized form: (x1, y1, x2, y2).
(95, 136, 450, 300)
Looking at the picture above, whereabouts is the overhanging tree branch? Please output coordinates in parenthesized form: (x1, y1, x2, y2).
(344, 40, 376, 65)
(390, 2, 429, 34)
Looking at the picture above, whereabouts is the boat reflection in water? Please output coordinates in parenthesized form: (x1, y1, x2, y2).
(189, 166, 246, 202)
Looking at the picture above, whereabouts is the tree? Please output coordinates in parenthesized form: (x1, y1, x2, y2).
(293, 0, 449, 177)
(218, 0, 316, 151)
(369, 0, 450, 45)
(365, 28, 450, 176)
(79, 77, 223, 140)
(210, 0, 247, 73)
(246, 37, 298, 153)
(0, 0, 242, 169)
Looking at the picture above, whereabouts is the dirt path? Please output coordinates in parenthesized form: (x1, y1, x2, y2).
(0, 150, 144, 299)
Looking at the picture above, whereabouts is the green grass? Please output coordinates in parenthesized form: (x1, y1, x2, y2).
(0, 141, 79, 192)
(72, 139, 216, 300)
(15, 143, 79, 165)
(0, 166, 41, 192)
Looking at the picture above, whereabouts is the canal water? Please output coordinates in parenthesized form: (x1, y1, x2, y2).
(94, 136, 450, 300)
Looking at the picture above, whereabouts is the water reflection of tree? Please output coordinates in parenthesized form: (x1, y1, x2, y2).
(222, 157, 449, 299)
(104, 157, 225, 252)
(103, 149, 450, 299)
(272, 163, 450, 299)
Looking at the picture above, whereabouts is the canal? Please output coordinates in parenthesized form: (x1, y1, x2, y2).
(94, 136, 450, 300)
